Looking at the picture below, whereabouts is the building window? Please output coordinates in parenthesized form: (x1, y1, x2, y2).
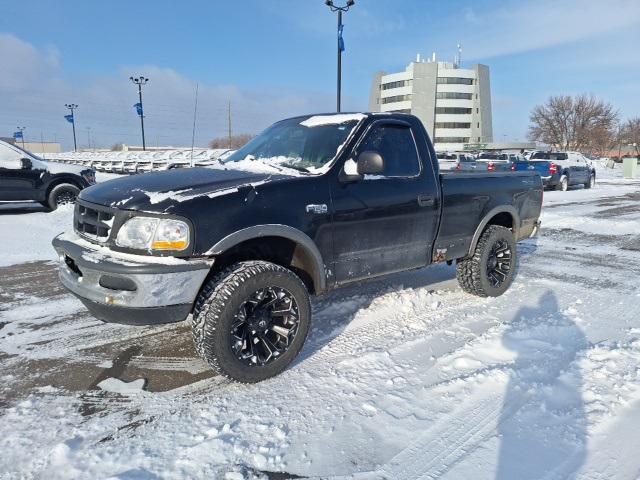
(435, 92, 472, 100)
(435, 122, 471, 129)
(436, 77, 474, 85)
(435, 107, 472, 114)
(477, 122, 480, 128)
(433, 137, 471, 143)
(382, 95, 411, 104)
(389, 109, 411, 114)
(381, 80, 412, 90)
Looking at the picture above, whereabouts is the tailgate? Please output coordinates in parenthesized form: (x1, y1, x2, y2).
(527, 160, 553, 176)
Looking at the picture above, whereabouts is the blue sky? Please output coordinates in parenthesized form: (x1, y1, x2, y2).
(1, 0, 639, 149)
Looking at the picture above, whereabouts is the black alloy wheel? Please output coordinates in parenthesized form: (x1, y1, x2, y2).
(230, 286, 300, 366)
(56, 189, 77, 205)
(485, 239, 512, 288)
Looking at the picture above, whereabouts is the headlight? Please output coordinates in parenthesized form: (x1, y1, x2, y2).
(116, 217, 190, 252)
(82, 170, 96, 184)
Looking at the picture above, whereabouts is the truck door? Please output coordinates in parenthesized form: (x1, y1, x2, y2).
(329, 120, 440, 285)
(0, 142, 41, 201)
(573, 154, 590, 183)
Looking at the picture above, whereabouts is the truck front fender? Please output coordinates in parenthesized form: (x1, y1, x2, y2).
(206, 224, 327, 293)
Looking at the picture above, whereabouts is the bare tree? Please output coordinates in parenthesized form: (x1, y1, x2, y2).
(528, 94, 618, 151)
(209, 134, 254, 150)
(620, 118, 640, 157)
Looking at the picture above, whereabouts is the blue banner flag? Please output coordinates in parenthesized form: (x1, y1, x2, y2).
(134, 102, 143, 116)
(338, 24, 345, 52)
(13, 131, 23, 139)
(64, 114, 74, 124)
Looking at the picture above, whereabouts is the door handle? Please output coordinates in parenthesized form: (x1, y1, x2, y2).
(417, 194, 436, 207)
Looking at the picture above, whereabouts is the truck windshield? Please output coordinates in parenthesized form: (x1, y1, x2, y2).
(223, 115, 363, 173)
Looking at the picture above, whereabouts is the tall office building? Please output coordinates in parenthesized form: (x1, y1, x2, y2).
(369, 54, 493, 152)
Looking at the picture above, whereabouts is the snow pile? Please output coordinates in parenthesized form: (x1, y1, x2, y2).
(97, 378, 146, 394)
(0, 203, 74, 267)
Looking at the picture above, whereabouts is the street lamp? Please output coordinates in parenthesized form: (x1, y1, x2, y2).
(86, 126, 92, 151)
(64, 104, 78, 151)
(16, 126, 26, 149)
(325, 0, 355, 113)
(130, 76, 149, 150)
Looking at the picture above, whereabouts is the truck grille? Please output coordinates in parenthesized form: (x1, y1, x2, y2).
(75, 201, 115, 243)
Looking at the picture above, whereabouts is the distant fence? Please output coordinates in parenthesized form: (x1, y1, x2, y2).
(42, 148, 233, 174)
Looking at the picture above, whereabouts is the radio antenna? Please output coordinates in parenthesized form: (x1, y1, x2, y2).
(190, 83, 199, 167)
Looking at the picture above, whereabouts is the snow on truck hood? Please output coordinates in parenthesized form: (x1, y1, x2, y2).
(78, 167, 292, 212)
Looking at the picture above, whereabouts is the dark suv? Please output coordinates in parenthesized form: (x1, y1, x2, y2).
(0, 140, 96, 209)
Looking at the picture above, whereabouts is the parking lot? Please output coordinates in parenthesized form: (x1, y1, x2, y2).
(0, 168, 639, 478)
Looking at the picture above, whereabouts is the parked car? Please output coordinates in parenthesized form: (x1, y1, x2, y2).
(475, 152, 520, 172)
(527, 151, 595, 191)
(53, 112, 542, 383)
(0, 139, 96, 209)
(437, 152, 477, 171)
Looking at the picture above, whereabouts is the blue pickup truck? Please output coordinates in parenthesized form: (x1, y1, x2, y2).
(514, 151, 595, 191)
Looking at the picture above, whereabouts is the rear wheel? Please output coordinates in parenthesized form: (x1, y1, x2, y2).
(556, 175, 569, 192)
(192, 261, 311, 383)
(456, 225, 517, 297)
(47, 183, 80, 210)
(584, 173, 595, 189)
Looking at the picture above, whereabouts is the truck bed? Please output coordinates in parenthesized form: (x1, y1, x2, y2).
(434, 171, 543, 261)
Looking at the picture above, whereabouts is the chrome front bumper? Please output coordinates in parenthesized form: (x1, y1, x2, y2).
(52, 233, 212, 324)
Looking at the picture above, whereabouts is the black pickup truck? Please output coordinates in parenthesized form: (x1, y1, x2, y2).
(0, 139, 96, 209)
(53, 113, 542, 382)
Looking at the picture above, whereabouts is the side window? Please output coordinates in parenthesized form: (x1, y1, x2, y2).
(358, 124, 420, 177)
(0, 143, 21, 168)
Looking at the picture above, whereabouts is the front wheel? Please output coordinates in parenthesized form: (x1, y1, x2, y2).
(47, 183, 80, 210)
(192, 261, 311, 383)
(456, 225, 517, 297)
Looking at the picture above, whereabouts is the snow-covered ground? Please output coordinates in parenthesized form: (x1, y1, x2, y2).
(1, 166, 639, 479)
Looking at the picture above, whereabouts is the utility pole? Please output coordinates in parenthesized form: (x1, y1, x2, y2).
(227, 100, 232, 149)
(16, 126, 26, 149)
(130, 76, 149, 150)
(325, 0, 355, 113)
(64, 104, 78, 151)
(86, 127, 92, 150)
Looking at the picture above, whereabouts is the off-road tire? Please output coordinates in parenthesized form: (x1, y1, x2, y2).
(47, 183, 80, 210)
(584, 173, 595, 189)
(456, 225, 517, 297)
(192, 261, 311, 383)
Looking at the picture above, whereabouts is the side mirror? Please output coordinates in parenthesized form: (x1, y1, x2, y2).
(357, 151, 384, 175)
(20, 158, 32, 170)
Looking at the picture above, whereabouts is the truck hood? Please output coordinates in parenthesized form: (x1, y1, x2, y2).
(79, 167, 291, 212)
(44, 161, 90, 175)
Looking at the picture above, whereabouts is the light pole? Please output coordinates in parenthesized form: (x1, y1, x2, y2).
(64, 104, 78, 151)
(16, 126, 26, 148)
(86, 126, 92, 150)
(130, 76, 149, 150)
(325, 0, 355, 113)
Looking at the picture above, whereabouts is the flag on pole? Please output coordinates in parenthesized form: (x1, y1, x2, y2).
(134, 102, 143, 116)
(13, 131, 23, 139)
(338, 24, 345, 52)
(64, 114, 74, 123)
